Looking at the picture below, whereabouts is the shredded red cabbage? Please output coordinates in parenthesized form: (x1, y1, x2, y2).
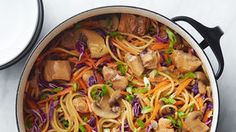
(119, 120, 130, 132)
(76, 63, 86, 69)
(109, 37, 117, 53)
(132, 96, 142, 117)
(160, 52, 167, 66)
(93, 28, 107, 39)
(155, 35, 169, 43)
(49, 101, 54, 120)
(205, 117, 212, 126)
(192, 82, 199, 95)
(31, 124, 40, 132)
(88, 116, 96, 127)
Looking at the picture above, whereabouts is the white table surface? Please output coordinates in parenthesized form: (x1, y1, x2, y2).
(0, 0, 236, 131)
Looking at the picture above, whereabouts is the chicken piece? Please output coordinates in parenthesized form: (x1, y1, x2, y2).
(111, 74, 128, 90)
(80, 29, 108, 58)
(125, 53, 144, 76)
(158, 118, 174, 132)
(60, 29, 82, 49)
(140, 50, 159, 69)
(185, 111, 209, 132)
(102, 66, 118, 81)
(198, 81, 206, 95)
(118, 14, 150, 36)
(82, 70, 95, 87)
(102, 66, 128, 89)
(44, 60, 71, 82)
(73, 97, 89, 113)
(171, 50, 202, 73)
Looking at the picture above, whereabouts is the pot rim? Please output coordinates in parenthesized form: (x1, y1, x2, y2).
(15, 5, 219, 132)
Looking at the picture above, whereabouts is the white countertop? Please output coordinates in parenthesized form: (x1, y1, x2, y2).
(0, 0, 236, 131)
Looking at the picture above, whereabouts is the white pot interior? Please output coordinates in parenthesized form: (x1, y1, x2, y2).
(16, 6, 219, 132)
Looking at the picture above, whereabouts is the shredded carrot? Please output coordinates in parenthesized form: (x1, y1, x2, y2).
(95, 73, 104, 84)
(25, 98, 39, 110)
(145, 101, 160, 126)
(85, 124, 93, 132)
(175, 101, 185, 106)
(151, 43, 169, 50)
(78, 79, 87, 90)
(144, 80, 170, 96)
(120, 91, 128, 95)
(38, 88, 72, 104)
(74, 67, 92, 81)
(202, 110, 212, 122)
(95, 55, 111, 68)
(196, 97, 204, 111)
(107, 62, 117, 68)
(175, 78, 192, 96)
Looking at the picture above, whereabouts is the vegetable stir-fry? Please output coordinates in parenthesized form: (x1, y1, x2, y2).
(24, 13, 213, 132)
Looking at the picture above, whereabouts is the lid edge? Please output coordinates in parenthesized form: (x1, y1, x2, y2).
(0, 0, 44, 70)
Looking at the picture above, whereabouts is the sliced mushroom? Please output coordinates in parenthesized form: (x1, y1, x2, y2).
(158, 118, 174, 132)
(109, 90, 122, 105)
(44, 60, 71, 82)
(140, 50, 159, 69)
(118, 14, 150, 36)
(125, 53, 144, 76)
(80, 29, 108, 58)
(198, 81, 206, 95)
(195, 71, 209, 84)
(82, 70, 95, 87)
(185, 111, 209, 132)
(171, 50, 202, 73)
(89, 85, 121, 119)
(102, 66, 128, 90)
(73, 97, 89, 113)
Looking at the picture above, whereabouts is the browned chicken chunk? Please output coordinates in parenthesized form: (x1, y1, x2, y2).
(125, 53, 144, 76)
(171, 50, 202, 73)
(158, 118, 174, 132)
(82, 70, 95, 87)
(140, 50, 159, 69)
(118, 14, 150, 36)
(44, 60, 71, 82)
(80, 29, 108, 58)
(73, 97, 90, 113)
(102, 66, 128, 89)
(185, 111, 209, 132)
(60, 29, 82, 49)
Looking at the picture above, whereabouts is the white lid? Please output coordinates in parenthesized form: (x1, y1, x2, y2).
(0, 0, 43, 69)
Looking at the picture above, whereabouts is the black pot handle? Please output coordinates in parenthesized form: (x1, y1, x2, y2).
(171, 16, 224, 80)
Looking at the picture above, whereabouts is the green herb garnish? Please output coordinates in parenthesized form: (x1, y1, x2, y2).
(166, 28, 177, 54)
(178, 111, 187, 118)
(40, 93, 47, 100)
(72, 83, 78, 92)
(161, 97, 176, 104)
(117, 62, 128, 76)
(141, 106, 153, 114)
(103, 128, 111, 132)
(144, 77, 151, 90)
(182, 72, 196, 79)
(91, 88, 98, 100)
(136, 119, 145, 128)
(79, 125, 86, 132)
(75, 23, 81, 30)
(166, 58, 172, 65)
(167, 116, 183, 128)
(133, 88, 148, 94)
(109, 31, 123, 40)
(52, 87, 64, 93)
(126, 94, 134, 102)
(100, 85, 108, 97)
(149, 69, 158, 79)
(126, 86, 133, 94)
(25, 119, 32, 129)
(190, 104, 194, 112)
(82, 116, 88, 122)
(62, 119, 69, 128)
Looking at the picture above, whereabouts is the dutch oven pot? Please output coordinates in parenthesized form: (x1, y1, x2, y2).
(16, 6, 224, 132)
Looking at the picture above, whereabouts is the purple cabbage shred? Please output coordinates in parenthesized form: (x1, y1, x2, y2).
(132, 96, 142, 117)
(192, 81, 199, 95)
